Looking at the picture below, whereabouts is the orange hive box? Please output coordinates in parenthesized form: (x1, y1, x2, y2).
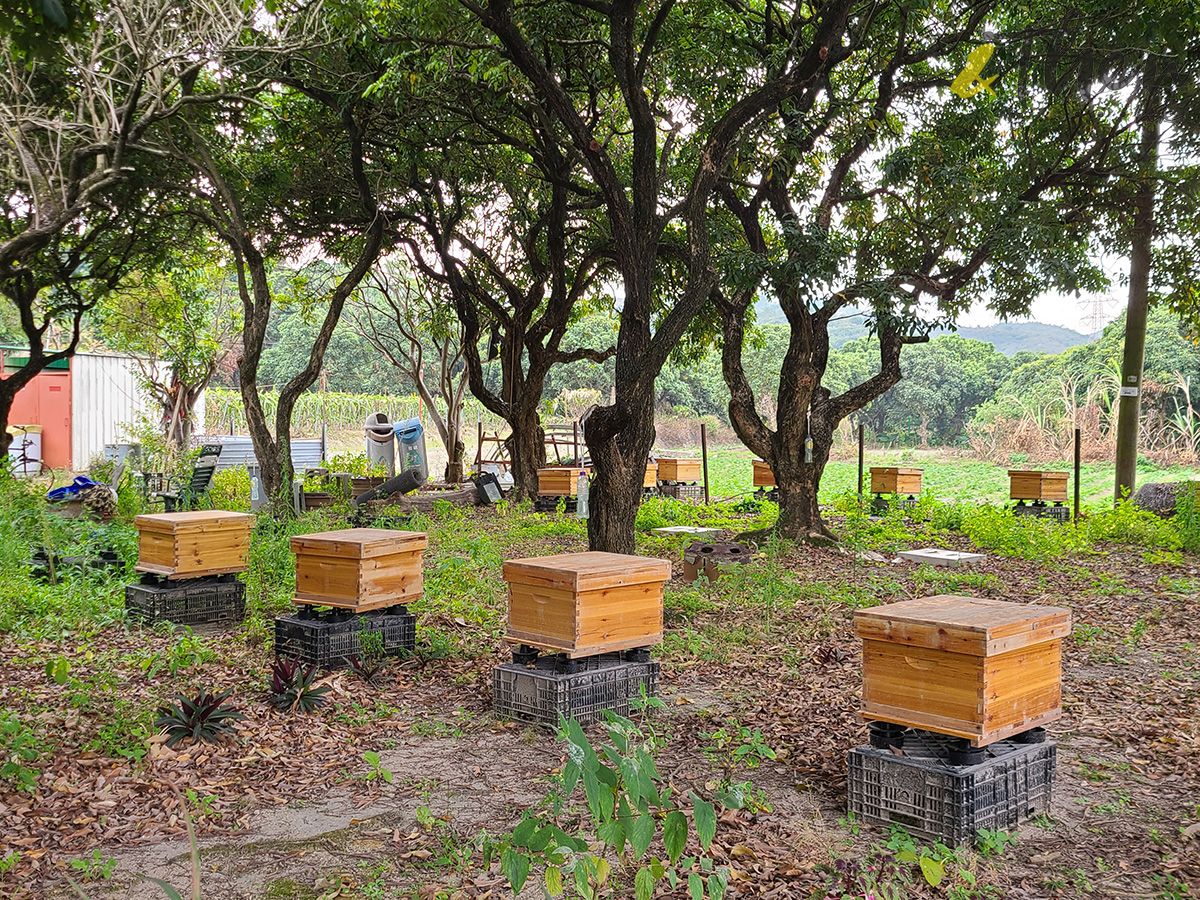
(291, 528, 427, 613)
(643, 461, 658, 489)
(658, 458, 702, 483)
(1008, 470, 1069, 503)
(854, 595, 1071, 747)
(135, 511, 254, 579)
(752, 459, 775, 488)
(537, 466, 588, 496)
(870, 467, 922, 495)
(504, 551, 672, 658)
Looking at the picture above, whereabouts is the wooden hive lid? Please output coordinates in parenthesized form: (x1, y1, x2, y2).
(503, 551, 672, 591)
(290, 528, 428, 559)
(135, 510, 255, 534)
(870, 466, 923, 475)
(538, 466, 589, 474)
(853, 594, 1071, 656)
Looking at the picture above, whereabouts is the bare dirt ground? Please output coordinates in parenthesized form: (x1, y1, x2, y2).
(3, 509, 1198, 900)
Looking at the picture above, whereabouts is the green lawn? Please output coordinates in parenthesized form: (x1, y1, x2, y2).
(681, 445, 1200, 506)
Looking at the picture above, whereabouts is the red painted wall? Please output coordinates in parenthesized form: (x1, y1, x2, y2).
(3, 368, 73, 470)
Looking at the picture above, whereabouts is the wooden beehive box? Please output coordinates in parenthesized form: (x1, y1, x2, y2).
(752, 459, 776, 488)
(1008, 470, 1069, 503)
(135, 511, 254, 579)
(537, 466, 588, 496)
(854, 595, 1071, 746)
(644, 461, 658, 489)
(658, 458, 702, 483)
(871, 467, 923, 495)
(503, 551, 672, 657)
(291, 528, 427, 612)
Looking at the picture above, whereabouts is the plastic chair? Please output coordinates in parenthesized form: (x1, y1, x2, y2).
(150, 444, 223, 511)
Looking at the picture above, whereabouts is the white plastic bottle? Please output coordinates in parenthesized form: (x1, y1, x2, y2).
(576, 471, 590, 519)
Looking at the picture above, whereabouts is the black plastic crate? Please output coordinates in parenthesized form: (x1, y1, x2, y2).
(847, 730, 1056, 845)
(871, 496, 920, 514)
(533, 494, 578, 513)
(493, 659, 660, 726)
(126, 576, 245, 628)
(274, 606, 416, 668)
(659, 483, 704, 502)
(1013, 503, 1071, 523)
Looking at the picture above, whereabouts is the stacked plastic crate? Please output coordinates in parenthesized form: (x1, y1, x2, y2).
(127, 511, 255, 628)
(494, 551, 671, 725)
(274, 528, 424, 667)
(849, 595, 1071, 844)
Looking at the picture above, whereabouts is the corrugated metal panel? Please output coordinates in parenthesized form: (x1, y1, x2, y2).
(70, 354, 162, 468)
(194, 435, 324, 471)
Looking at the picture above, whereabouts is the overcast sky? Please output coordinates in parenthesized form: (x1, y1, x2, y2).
(958, 253, 1128, 333)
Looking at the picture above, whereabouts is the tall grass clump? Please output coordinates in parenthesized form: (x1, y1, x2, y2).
(957, 504, 1069, 561)
(0, 475, 135, 638)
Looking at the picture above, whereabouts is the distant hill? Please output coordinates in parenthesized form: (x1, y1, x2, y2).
(753, 299, 1095, 355)
(935, 322, 1095, 355)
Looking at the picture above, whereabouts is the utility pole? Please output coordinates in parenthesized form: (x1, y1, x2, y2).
(1114, 59, 1159, 504)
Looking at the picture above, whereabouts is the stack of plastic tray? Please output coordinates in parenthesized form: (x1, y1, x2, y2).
(274, 605, 416, 668)
(847, 730, 1056, 845)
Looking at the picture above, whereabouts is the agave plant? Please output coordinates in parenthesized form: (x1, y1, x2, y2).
(267, 658, 329, 713)
(155, 688, 244, 748)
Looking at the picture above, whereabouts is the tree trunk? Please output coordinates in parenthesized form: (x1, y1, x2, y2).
(771, 397, 837, 541)
(774, 461, 826, 542)
(506, 399, 546, 500)
(0, 385, 19, 457)
(1115, 59, 1159, 503)
(585, 396, 655, 554)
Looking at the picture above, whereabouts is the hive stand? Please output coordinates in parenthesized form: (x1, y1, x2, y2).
(127, 511, 254, 628)
(275, 605, 416, 669)
(274, 528, 426, 667)
(854, 595, 1070, 748)
(498, 551, 671, 725)
(1009, 470, 1071, 521)
(870, 467, 922, 513)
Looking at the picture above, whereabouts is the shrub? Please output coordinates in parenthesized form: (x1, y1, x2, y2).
(208, 468, 251, 511)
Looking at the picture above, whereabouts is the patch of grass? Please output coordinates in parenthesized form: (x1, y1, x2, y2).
(692, 446, 1200, 507)
(911, 566, 999, 595)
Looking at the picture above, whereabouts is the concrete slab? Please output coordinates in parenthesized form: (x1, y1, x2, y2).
(653, 525, 721, 537)
(897, 547, 985, 567)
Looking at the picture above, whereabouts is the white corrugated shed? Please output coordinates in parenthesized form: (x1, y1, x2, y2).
(70, 353, 205, 468)
(193, 435, 324, 471)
